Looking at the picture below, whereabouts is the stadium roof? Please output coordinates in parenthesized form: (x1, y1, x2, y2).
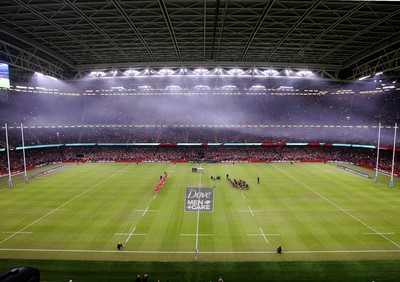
(1, 0, 400, 82)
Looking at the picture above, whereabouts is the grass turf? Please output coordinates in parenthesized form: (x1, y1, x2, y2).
(1, 259, 400, 282)
(1, 162, 400, 281)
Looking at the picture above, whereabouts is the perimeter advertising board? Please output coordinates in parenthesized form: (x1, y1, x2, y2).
(184, 187, 214, 212)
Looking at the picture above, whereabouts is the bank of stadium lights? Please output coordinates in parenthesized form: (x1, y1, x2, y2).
(158, 68, 174, 75)
(227, 68, 244, 75)
(221, 85, 238, 90)
(359, 74, 372, 80)
(359, 71, 385, 81)
(87, 67, 322, 79)
(165, 85, 182, 91)
(124, 69, 140, 76)
(249, 85, 266, 90)
(90, 71, 106, 77)
(194, 85, 211, 90)
(262, 69, 278, 76)
(138, 85, 153, 91)
(297, 70, 312, 77)
(35, 72, 57, 80)
(193, 68, 208, 75)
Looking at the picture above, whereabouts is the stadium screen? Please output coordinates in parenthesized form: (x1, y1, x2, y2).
(0, 63, 10, 89)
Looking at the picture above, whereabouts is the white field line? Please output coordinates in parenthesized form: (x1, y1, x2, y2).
(115, 233, 147, 236)
(2, 232, 32, 234)
(16, 188, 27, 192)
(125, 227, 136, 243)
(132, 208, 157, 216)
(142, 206, 149, 216)
(180, 234, 213, 236)
(195, 165, 203, 253)
(248, 207, 255, 216)
(272, 164, 400, 249)
(0, 164, 132, 245)
(238, 209, 264, 213)
(241, 193, 246, 200)
(247, 233, 280, 237)
(0, 182, 25, 192)
(123, 171, 163, 244)
(259, 227, 269, 244)
(364, 232, 395, 235)
(1, 248, 400, 255)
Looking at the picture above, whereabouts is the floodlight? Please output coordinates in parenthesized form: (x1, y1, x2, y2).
(194, 85, 211, 90)
(90, 71, 106, 77)
(262, 69, 278, 76)
(178, 67, 188, 75)
(124, 69, 139, 76)
(194, 68, 208, 75)
(165, 85, 182, 90)
(298, 70, 312, 77)
(221, 85, 238, 90)
(35, 72, 58, 80)
(358, 75, 370, 80)
(138, 85, 152, 90)
(159, 68, 174, 75)
(228, 68, 244, 75)
(249, 85, 266, 90)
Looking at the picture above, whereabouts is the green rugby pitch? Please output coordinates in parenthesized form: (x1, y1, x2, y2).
(0, 162, 400, 281)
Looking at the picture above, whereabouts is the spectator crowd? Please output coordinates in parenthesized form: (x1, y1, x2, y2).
(1, 145, 399, 177)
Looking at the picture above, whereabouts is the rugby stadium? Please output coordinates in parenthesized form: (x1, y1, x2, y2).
(1, 1, 400, 281)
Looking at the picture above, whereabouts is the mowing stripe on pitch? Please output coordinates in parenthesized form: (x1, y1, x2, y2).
(115, 233, 147, 236)
(195, 165, 203, 255)
(2, 232, 32, 234)
(247, 233, 280, 237)
(238, 207, 264, 216)
(180, 234, 213, 236)
(364, 232, 395, 235)
(259, 227, 269, 244)
(0, 164, 133, 245)
(0, 182, 25, 192)
(272, 164, 400, 249)
(1, 248, 400, 255)
(132, 207, 157, 216)
(125, 227, 136, 243)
